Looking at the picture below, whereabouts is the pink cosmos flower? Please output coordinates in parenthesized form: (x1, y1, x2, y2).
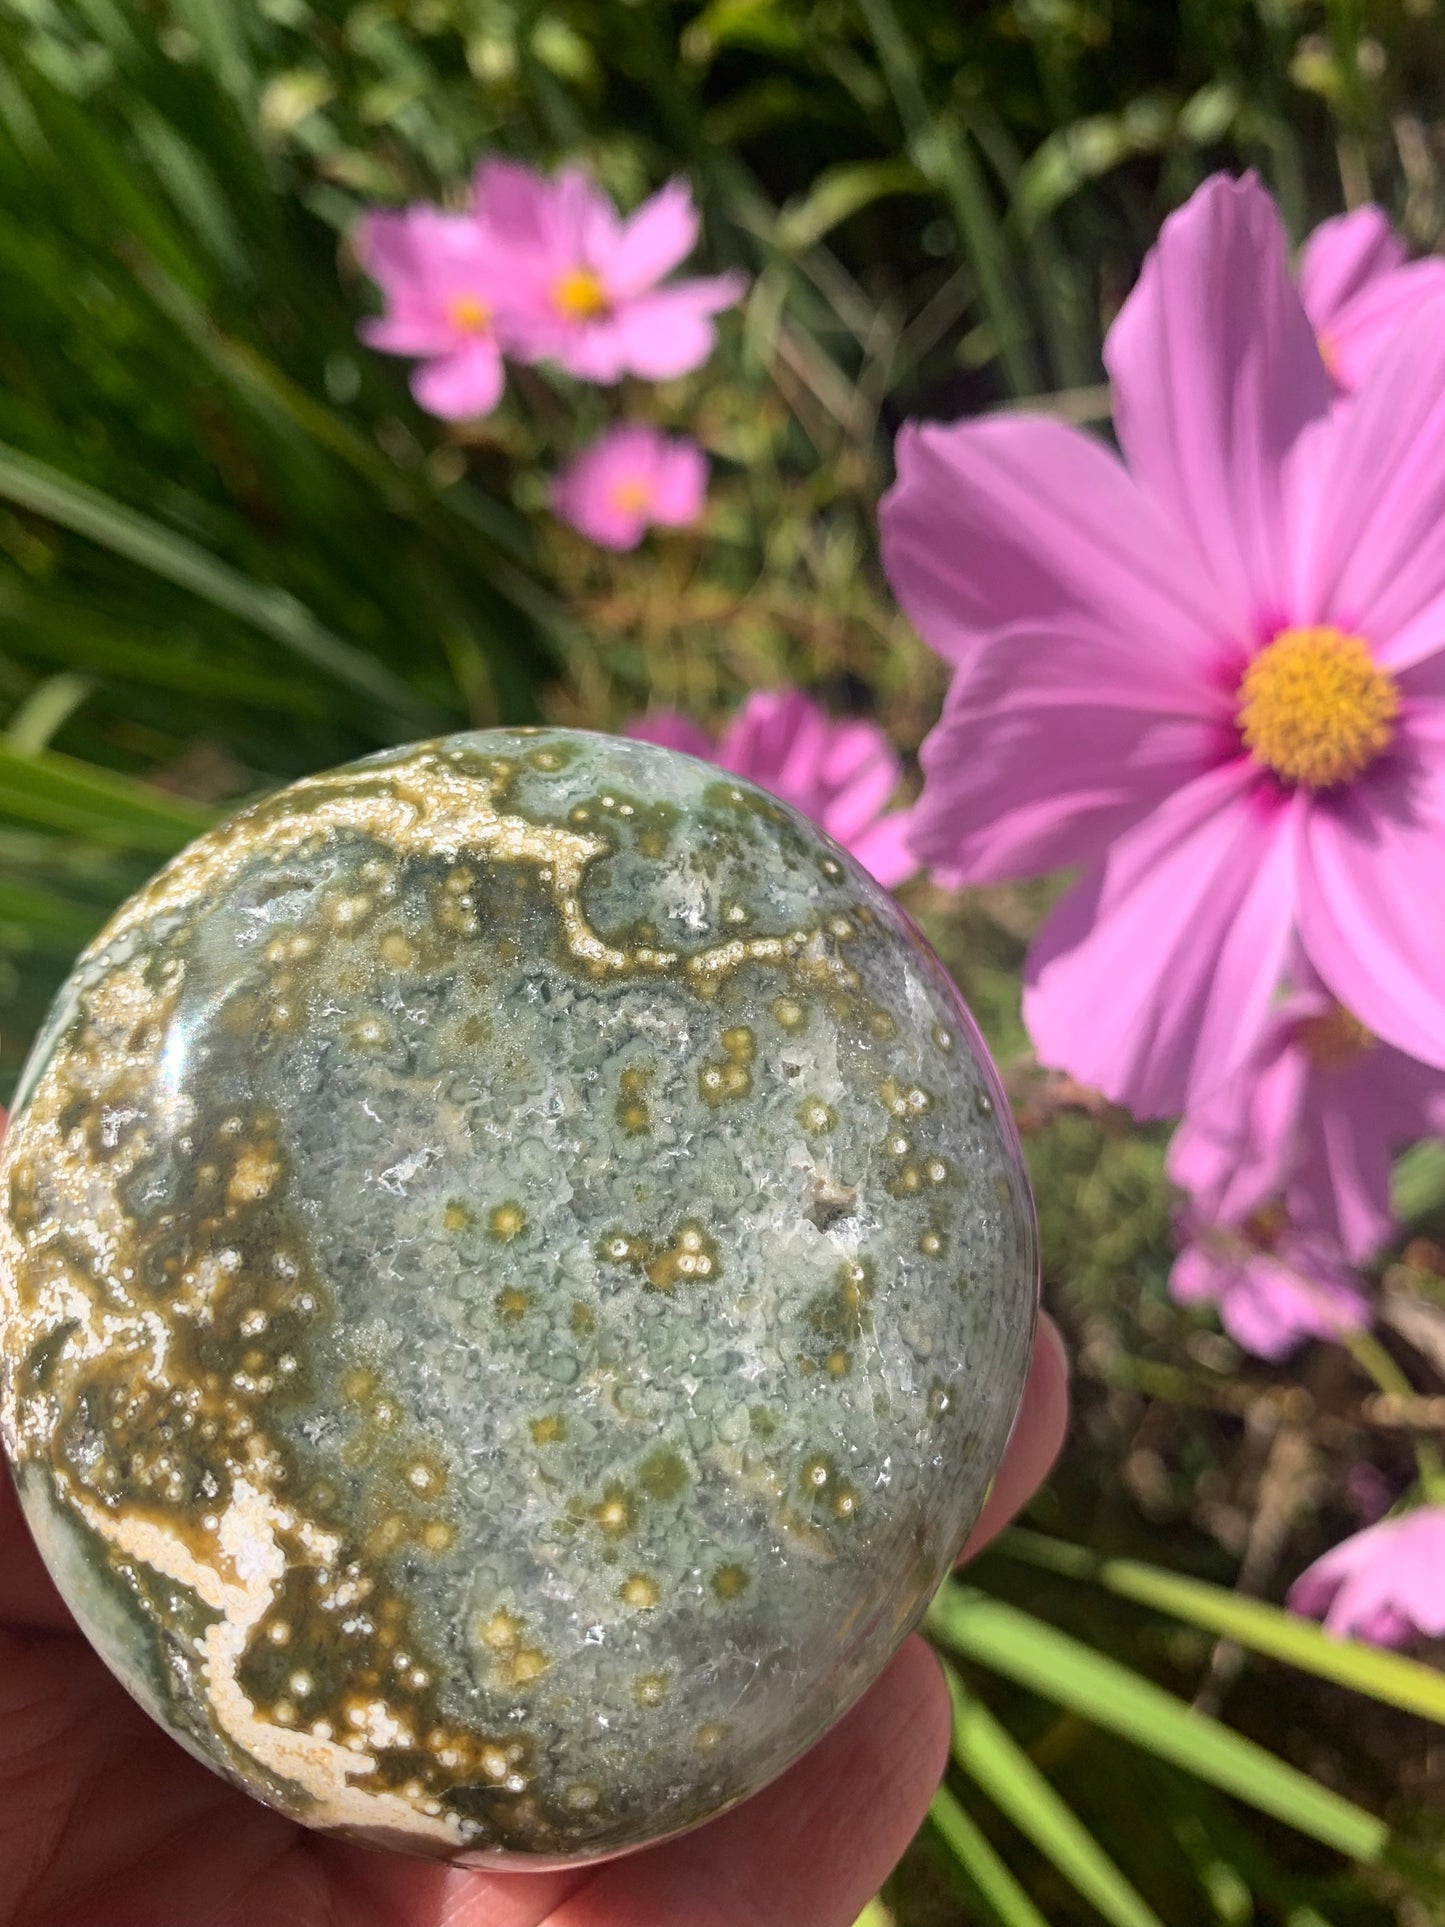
(1170, 1211, 1370, 1361)
(629, 691, 919, 889)
(355, 202, 515, 420)
(1346, 1462, 1393, 1527)
(881, 171, 1445, 1119)
(1300, 206, 1445, 395)
(1169, 963, 1445, 1263)
(552, 425, 707, 551)
(1288, 1507, 1445, 1647)
(481, 162, 745, 383)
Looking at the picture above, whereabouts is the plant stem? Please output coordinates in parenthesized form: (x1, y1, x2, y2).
(1345, 1330, 1445, 1497)
(857, 0, 1040, 398)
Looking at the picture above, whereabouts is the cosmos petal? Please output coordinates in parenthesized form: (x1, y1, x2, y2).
(1297, 206, 1405, 327)
(607, 179, 702, 298)
(880, 415, 1219, 670)
(409, 341, 506, 420)
(1286, 304, 1445, 669)
(1107, 172, 1330, 633)
(1297, 706, 1445, 1071)
(1023, 762, 1300, 1118)
(910, 624, 1231, 884)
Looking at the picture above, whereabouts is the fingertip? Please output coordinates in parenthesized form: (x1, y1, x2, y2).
(1032, 1310, 1071, 1454)
(956, 1309, 1069, 1566)
(891, 1631, 952, 1792)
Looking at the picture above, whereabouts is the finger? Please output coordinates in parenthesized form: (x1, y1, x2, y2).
(957, 1311, 1068, 1565)
(319, 1840, 586, 1927)
(0, 1621, 300, 1927)
(540, 1634, 950, 1927)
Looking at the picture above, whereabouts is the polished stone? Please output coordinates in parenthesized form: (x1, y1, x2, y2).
(0, 728, 1036, 1865)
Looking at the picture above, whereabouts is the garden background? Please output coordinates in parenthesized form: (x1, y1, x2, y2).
(1, 1, 1444, 1921)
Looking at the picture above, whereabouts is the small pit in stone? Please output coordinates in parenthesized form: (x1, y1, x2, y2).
(805, 1180, 857, 1231)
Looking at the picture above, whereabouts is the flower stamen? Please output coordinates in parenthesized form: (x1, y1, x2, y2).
(446, 294, 492, 333)
(554, 268, 609, 320)
(1242, 1202, 1287, 1251)
(1237, 626, 1398, 789)
(1292, 1003, 1374, 1070)
(608, 477, 653, 514)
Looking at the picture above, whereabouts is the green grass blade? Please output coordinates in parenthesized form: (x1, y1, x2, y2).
(964, 105, 1095, 392)
(775, 158, 927, 253)
(67, 0, 143, 59)
(0, 740, 215, 852)
(1, 605, 331, 716)
(167, 0, 258, 116)
(931, 1585, 1387, 1862)
(1014, 99, 1176, 230)
(127, 253, 412, 488)
(929, 1784, 1051, 1927)
(944, 1664, 1166, 1927)
(1394, 1139, 1445, 1223)
(132, 106, 251, 284)
(129, 253, 552, 592)
(855, 0, 1039, 397)
(6, 673, 96, 755)
(0, 441, 443, 730)
(996, 1529, 1445, 1727)
(0, 880, 106, 944)
(851, 1902, 892, 1927)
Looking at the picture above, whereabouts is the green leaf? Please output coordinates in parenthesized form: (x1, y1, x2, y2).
(5, 672, 96, 755)
(0, 601, 330, 717)
(1178, 81, 1240, 144)
(856, 0, 1039, 397)
(0, 880, 106, 944)
(1016, 97, 1176, 227)
(929, 1785, 1051, 1927)
(530, 17, 594, 84)
(1016, 114, 1135, 225)
(167, 0, 258, 115)
(945, 1665, 1167, 1927)
(132, 106, 250, 284)
(258, 69, 336, 142)
(850, 1902, 894, 1927)
(0, 441, 443, 730)
(128, 252, 543, 576)
(997, 1529, 1445, 1728)
(688, 0, 805, 59)
(1015, 82, 1238, 229)
(1394, 1139, 1445, 1224)
(0, 740, 215, 852)
(931, 1585, 1388, 1862)
(775, 159, 927, 253)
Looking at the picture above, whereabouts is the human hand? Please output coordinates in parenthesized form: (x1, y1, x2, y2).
(0, 1099, 1065, 1927)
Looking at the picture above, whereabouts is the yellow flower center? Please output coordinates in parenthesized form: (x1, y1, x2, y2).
(1292, 1002, 1374, 1070)
(1243, 1203, 1287, 1251)
(1316, 329, 1341, 385)
(608, 477, 653, 514)
(1236, 626, 1398, 789)
(446, 293, 491, 333)
(554, 267, 610, 320)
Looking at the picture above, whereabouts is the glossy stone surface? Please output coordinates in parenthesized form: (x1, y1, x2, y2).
(0, 728, 1036, 1866)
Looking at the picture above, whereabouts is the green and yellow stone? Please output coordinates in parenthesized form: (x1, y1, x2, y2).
(0, 728, 1036, 1865)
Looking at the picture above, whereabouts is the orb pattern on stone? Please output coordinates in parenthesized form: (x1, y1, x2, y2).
(0, 728, 1036, 1865)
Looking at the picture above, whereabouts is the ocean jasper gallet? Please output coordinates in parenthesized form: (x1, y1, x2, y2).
(0, 728, 1036, 1866)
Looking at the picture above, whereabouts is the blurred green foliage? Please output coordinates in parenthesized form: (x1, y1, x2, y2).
(1, 1, 1444, 1920)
